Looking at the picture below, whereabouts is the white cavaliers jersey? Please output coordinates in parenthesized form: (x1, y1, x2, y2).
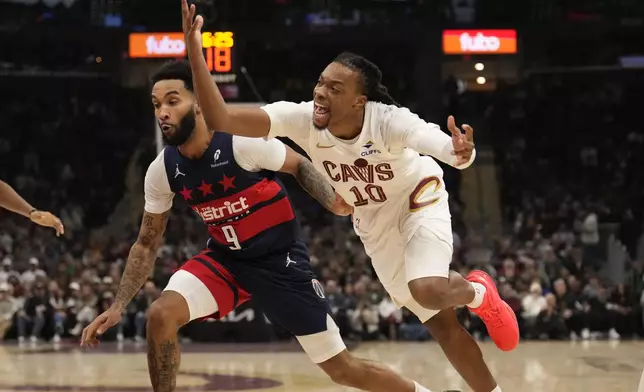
(262, 101, 475, 242)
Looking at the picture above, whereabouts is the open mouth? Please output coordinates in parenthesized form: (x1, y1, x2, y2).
(160, 123, 173, 132)
(313, 103, 330, 123)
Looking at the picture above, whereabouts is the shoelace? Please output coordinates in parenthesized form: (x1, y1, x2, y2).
(480, 306, 506, 329)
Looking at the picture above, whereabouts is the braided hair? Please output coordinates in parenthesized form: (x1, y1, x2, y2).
(333, 52, 400, 107)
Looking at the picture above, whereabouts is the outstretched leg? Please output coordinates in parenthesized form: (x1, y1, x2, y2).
(318, 349, 432, 392)
(293, 317, 432, 391)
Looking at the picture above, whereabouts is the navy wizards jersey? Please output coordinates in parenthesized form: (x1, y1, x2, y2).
(162, 132, 299, 259)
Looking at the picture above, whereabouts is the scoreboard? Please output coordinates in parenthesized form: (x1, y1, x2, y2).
(128, 31, 237, 76)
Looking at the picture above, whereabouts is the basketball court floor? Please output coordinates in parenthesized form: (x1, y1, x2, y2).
(0, 340, 640, 391)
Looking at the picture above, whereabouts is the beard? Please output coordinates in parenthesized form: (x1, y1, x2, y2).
(161, 109, 196, 146)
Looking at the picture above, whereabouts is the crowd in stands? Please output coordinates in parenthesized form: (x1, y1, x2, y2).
(1, 57, 643, 346)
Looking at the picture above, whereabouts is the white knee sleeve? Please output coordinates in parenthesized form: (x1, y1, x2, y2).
(164, 270, 219, 321)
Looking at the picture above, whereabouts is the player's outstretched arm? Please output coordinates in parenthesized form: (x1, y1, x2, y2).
(81, 210, 169, 347)
(82, 155, 173, 347)
(281, 148, 353, 216)
(0, 179, 64, 236)
(233, 137, 352, 216)
(0, 179, 35, 217)
(181, 0, 270, 138)
(386, 109, 476, 169)
(113, 210, 170, 311)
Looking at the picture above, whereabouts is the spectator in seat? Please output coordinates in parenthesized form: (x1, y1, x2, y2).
(564, 246, 587, 278)
(499, 258, 519, 288)
(0, 282, 16, 340)
(7, 275, 25, 303)
(348, 281, 380, 341)
(325, 280, 350, 337)
(541, 245, 564, 284)
(580, 208, 601, 268)
(66, 281, 82, 324)
(399, 308, 429, 341)
(608, 283, 638, 338)
(17, 284, 48, 343)
(378, 294, 402, 341)
(553, 278, 586, 339)
(21, 257, 46, 287)
(565, 275, 591, 339)
(69, 284, 98, 336)
(583, 275, 603, 299)
(587, 286, 620, 340)
(0, 257, 18, 284)
(357, 296, 381, 341)
(48, 281, 67, 342)
(521, 281, 547, 338)
(535, 293, 567, 340)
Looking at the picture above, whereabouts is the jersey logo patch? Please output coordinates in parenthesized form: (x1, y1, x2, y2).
(211, 149, 230, 168)
(361, 140, 381, 157)
(285, 253, 297, 268)
(175, 164, 186, 178)
(312, 279, 325, 299)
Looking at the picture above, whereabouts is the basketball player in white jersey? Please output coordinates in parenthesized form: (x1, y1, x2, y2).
(0, 179, 64, 235)
(182, 3, 517, 391)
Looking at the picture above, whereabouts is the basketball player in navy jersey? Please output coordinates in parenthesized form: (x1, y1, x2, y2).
(80, 61, 438, 392)
(0, 179, 64, 235)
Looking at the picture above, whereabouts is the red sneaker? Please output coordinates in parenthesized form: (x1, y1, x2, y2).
(466, 270, 519, 351)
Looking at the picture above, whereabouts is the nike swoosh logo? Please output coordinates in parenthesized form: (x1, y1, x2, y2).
(316, 143, 334, 149)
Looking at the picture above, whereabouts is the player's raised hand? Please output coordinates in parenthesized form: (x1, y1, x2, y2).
(80, 308, 122, 348)
(29, 210, 64, 237)
(181, 0, 203, 43)
(447, 115, 475, 166)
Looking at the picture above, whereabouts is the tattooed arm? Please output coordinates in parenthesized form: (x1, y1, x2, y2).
(112, 210, 170, 312)
(232, 136, 352, 216)
(81, 156, 173, 347)
(280, 148, 352, 216)
(288, 156, 352, 215)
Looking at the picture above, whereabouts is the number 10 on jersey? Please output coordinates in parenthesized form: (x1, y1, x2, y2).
(349, 184, 387, 206)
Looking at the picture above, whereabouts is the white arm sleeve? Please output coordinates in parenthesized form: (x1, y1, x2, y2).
(144, 153, 174, 214)
(260, 101, 313, 154)
(384, 107, 475, 170)
(233, 136, 287, 172)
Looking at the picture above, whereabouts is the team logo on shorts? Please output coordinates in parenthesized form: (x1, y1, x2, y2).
(311, 279, 325, 299)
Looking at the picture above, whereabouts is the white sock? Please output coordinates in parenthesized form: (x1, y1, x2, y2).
(414, 381, 432, 392)
(491, 386, 502, 392)
(467, 282, 486, 308)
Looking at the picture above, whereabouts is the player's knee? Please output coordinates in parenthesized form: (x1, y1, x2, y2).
(146, 292, 190, 333)
(409, 277, 450, 310)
